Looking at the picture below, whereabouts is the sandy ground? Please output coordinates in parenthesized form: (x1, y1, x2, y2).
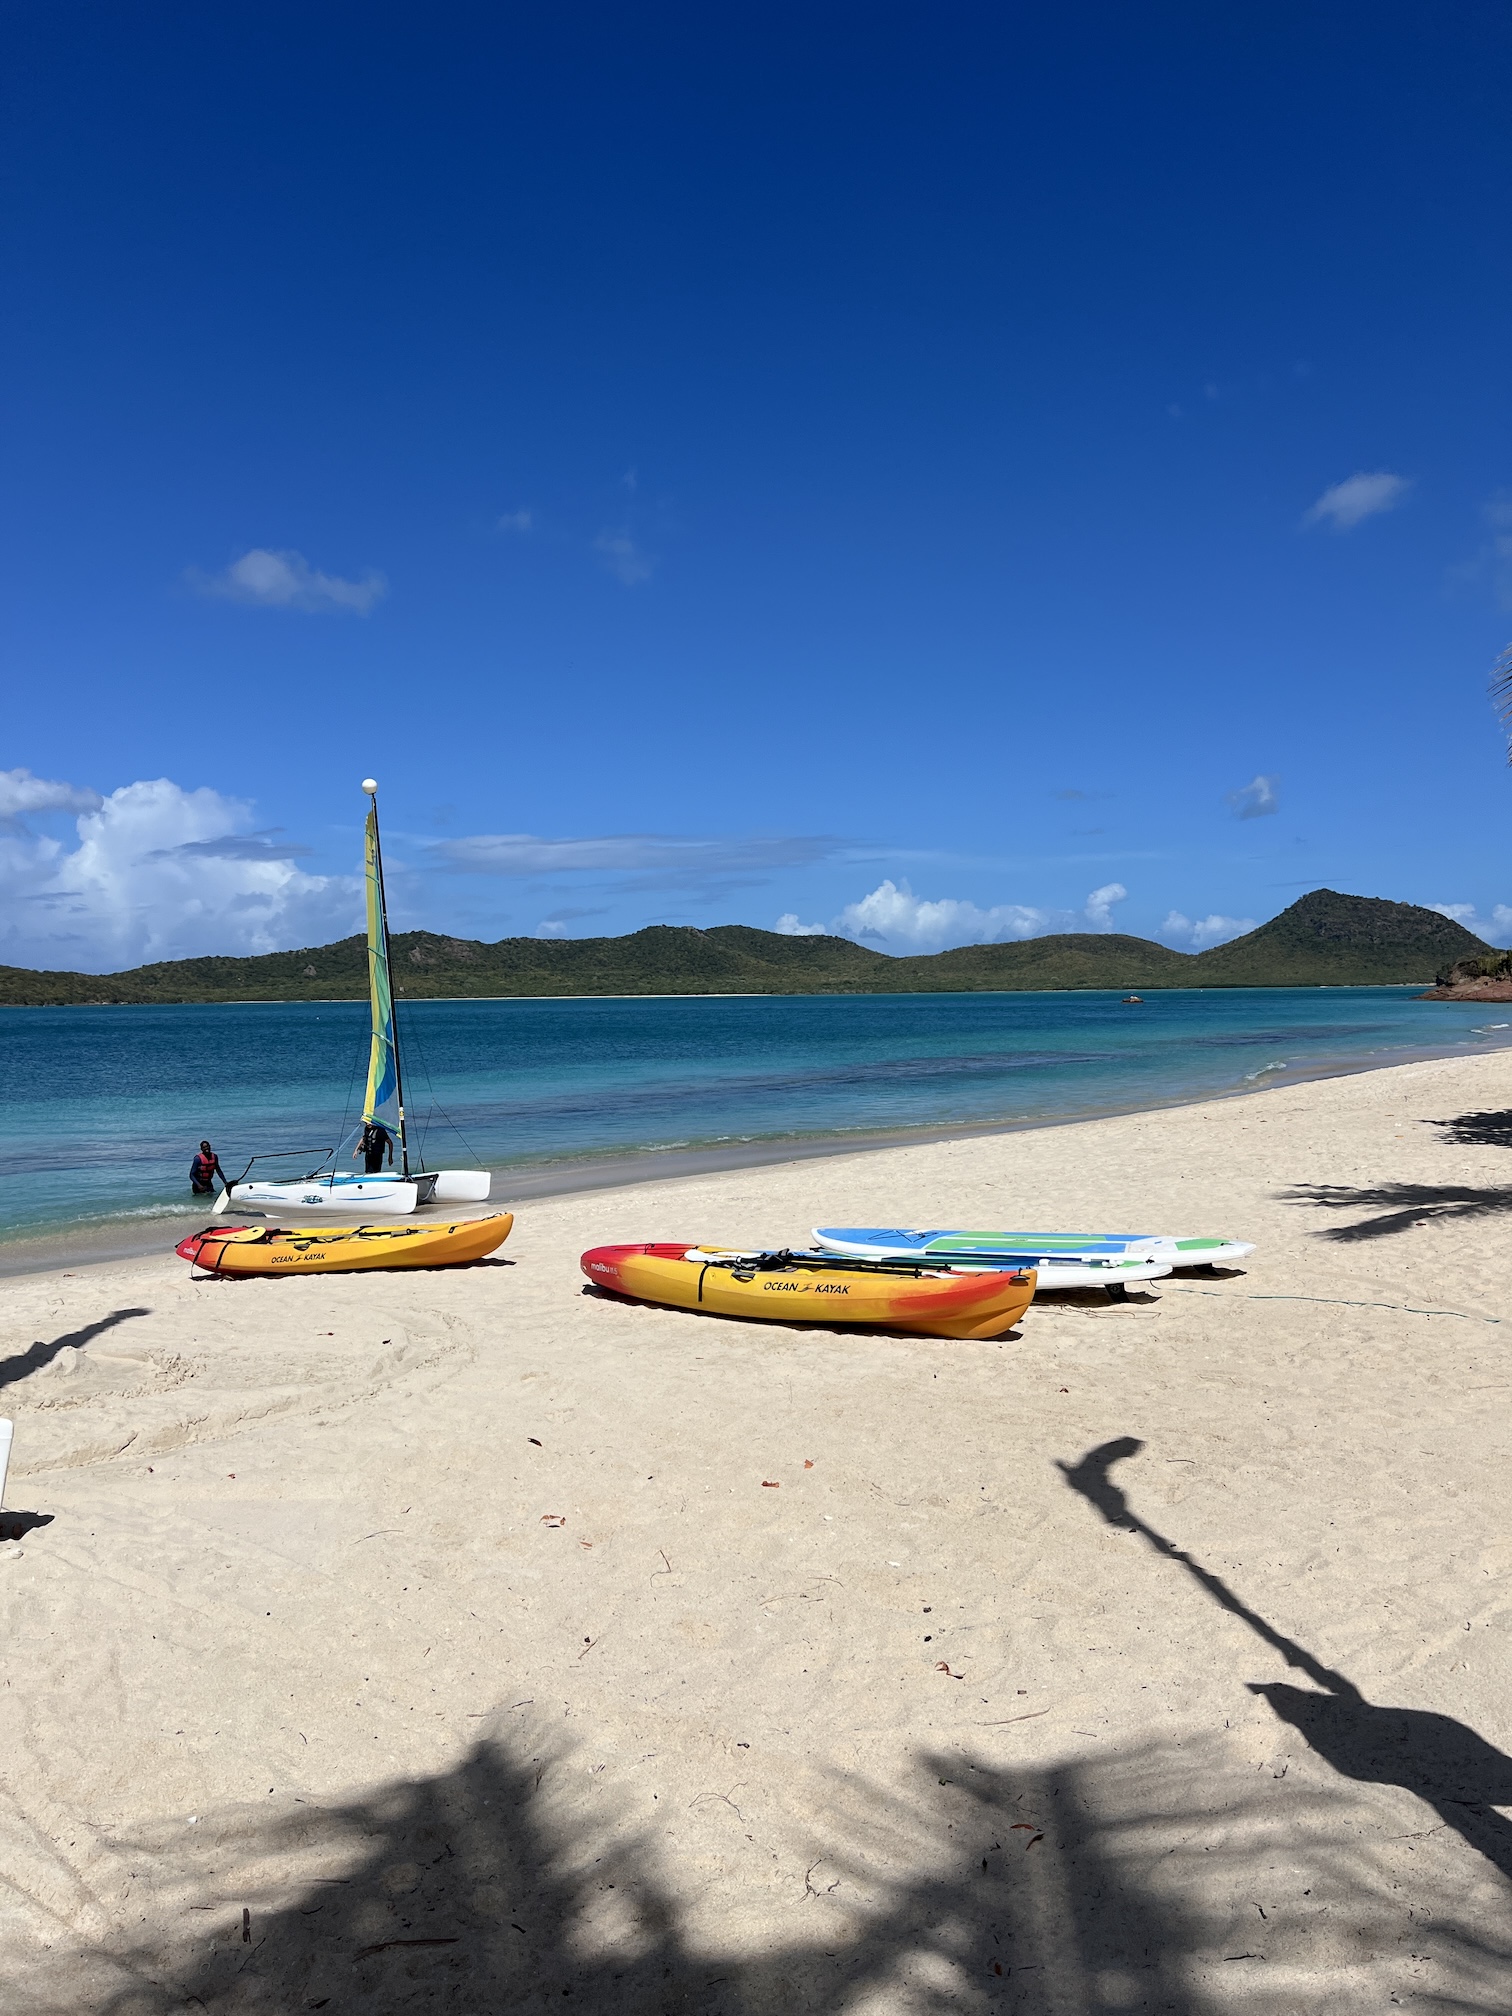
(2, 1049, 1511, 2014)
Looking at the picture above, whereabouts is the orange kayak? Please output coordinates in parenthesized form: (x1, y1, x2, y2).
(581, 1243, 1035, 1339)
(177, 1213, 513, 1275)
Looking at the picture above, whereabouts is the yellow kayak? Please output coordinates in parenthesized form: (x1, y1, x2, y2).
(581, 1242, 1035, 1339)
(176, 1213, 513, 1275)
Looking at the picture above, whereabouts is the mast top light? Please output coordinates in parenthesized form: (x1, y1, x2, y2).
(361, 778, 379, 795)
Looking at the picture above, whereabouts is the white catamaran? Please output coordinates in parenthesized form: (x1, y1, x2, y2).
(215, 780, 491, 1218)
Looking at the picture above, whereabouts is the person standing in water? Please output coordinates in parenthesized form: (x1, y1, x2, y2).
(355, 1120, 394, 1174)
(189, 1140, 226, 1195)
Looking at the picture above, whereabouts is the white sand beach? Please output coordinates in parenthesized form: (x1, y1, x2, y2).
(2, 1049, 1511, 2013)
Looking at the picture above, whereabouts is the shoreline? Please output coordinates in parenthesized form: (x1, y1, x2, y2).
(3, 1024, 1505, 1283)
(5, 1041, 1512, 2010)
(0, 981, 1449, 1011)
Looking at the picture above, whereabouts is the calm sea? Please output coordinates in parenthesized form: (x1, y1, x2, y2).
(1, 987, 1506, 1258)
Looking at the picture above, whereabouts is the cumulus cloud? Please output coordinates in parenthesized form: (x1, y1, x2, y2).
(0, 779, 358, 971)
(1303, 471, 1411, 532)
(1227, 774, 1279, 820)
(0, 767, 103, 829)
(189, 548, 387, 614)
(594, 530, 654, 586)
(1083, 881, 1128, 930)
(497, 509, 534, 534)
(1430, 901, 1512, 946)
(804, 879, 1130, 953)
(774, 914, 828, 937)
(1160, 910, 1257, 949)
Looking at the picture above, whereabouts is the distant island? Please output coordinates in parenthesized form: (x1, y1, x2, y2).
(0, 891, 1491, 1006)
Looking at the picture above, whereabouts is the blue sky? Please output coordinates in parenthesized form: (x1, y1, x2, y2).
(3, 2, 1511, 970)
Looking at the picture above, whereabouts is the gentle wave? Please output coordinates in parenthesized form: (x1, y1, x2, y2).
(2, 988, 1505, 1244)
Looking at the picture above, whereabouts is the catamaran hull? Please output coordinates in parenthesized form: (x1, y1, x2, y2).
(218, 1168, 489, 1216)
(221, 1176, 426, 1216)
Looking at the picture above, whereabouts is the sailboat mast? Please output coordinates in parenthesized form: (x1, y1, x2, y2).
(362, 778, 411, 1179)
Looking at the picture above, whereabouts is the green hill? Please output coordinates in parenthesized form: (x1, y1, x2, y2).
(0, 890, 1487, 1006)
(1190, 889, 1489, 985)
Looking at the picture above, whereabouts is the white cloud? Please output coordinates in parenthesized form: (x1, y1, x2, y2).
(818, 879, 1130, 953)
(190, 548, 387, 614)
(1160, 910, 1257, 949)
(594, 530, 654, 586)
(833, 881, 1047, 950)
(774, 913, 827, 936)
(497, 509, 534, 534)
(1083, 881, 1128, 930)
(1227, 774, 1279, 820)
(1430, 901, 1512, 947)
(0, 779, 357, 971)
(1303, 471, 1412, 532)
(0, 767, 103, 829)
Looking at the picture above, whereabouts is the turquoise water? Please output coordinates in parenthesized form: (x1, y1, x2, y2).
(2, 988, 1507, 1249)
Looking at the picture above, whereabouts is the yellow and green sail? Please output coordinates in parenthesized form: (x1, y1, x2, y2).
(361, 805, 402, 1146)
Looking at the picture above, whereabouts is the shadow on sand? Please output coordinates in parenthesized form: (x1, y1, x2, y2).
(1429, 1108, 1512, 1151)
(1280, 1103, 1512, 1239)
(90, 1721, 1512, 2016)
(1058, 1437, 1512, 1886)
(1279, 1180, 1512, 1241)
(0, 1306, 150, 1391)
(42, 1434, 1512, 2012)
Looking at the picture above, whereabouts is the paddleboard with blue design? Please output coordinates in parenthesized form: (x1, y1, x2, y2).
(813, 1228, 1255, 1273)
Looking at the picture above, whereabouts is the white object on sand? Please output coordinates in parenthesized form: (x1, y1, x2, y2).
(0, 1417, 12, 1509)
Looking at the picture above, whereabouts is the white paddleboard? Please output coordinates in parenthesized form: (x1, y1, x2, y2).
(813, 1227, 1253, 1271)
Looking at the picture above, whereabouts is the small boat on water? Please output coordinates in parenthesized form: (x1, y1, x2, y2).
(581, 1243, 1036, 1339)
(813, 1227, 1255, 1276)
(177, 1213, 513, 1276)
(216, 780, 490, 1218)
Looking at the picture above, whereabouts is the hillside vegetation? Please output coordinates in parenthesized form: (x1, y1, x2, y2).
(0, 890, 1488, 1005)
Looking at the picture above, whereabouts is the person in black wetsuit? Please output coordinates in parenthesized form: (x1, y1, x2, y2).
(354, 1121, 395, 1174)
(189, 1140, 226, 1195)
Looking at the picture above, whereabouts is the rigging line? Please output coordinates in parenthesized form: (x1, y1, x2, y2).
(332, 1002, 367, 1167)
(394, 997, 436, 1167)
(396, 997, 488, 1168)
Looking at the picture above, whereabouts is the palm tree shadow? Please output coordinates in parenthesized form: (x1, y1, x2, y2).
(0, 1306, 151, 1391)
(1279, 1104, 1512, 1239)
(92, 1732, 1220, 2015)
(1429, 1108, 1512, 1150)
(1279, 1180, 1512, 1241)
(86, 1714, 1512, 2016)
(1058, 1437, 1512, 1885)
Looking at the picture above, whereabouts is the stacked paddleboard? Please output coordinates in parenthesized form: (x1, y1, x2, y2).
(812, 1227, 1254, 1297)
